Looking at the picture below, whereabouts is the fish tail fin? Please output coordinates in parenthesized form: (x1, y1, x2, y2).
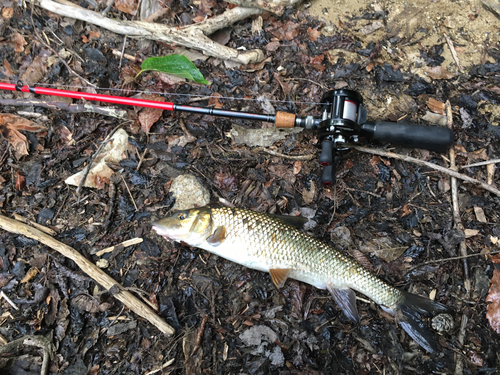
(395, 291, 451, 354)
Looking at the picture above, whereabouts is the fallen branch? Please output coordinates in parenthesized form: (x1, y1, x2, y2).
(0, 214, 175, 336)
(37, 0, 264, 64)
(258, 147, 317, 160)
(0, 334, 54, 375)
(0, 98, 127, 119)
(350, 145, 500, 198)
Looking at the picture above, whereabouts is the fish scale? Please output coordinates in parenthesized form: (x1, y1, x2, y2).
(210, 206, 403, 308)
(152, 205, 451, 354)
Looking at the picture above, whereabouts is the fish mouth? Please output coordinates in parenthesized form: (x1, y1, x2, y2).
(151, 224, 170, 238)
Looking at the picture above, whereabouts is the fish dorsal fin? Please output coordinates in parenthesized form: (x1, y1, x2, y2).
(206, 226, 226, 246)
(269, 269, 291, 288)
(271, 214, 308, 229)
(326, 284, 360, 323)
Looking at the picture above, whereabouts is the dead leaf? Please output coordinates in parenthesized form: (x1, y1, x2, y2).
(486, 256, 500, 333)
(21, 267, 39, 283)
(307, 27, 321, 41)
(359, 237, 406, 262)
(360, 21, 383, 35)
(56, 124, 74, 145)
(213, 171, 238, 192)
(138, 94, 165, 133)
(0, 113, 47, 159)
(265, 41, 281, 52)
(167, 134, 196, 152)
(12, 32, 27, 53)
(2, 59, 14, 77)
(1, 7, 13, 19)
(208, 93, 223, 109)
(116, 0, 138, 15)
(302, 180, 316, 204)
(464, 229, 480, 237)
(468, 148, 488, 163)
(427, 97, 446, 115)
(14, 170, 25, 191)
(89, 30, 101, 39)
(20, 54, 48, 89)
(65, 129, 136, 189)
(425, 66, 456, 80)
(0, 273, 14, 288)
(474, 206, 487, 223)
(293, 161, 302, 175)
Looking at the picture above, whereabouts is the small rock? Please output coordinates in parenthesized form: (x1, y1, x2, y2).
(170, 174, 210, 211)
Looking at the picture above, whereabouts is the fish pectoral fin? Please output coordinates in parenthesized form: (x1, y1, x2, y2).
(326, 284, 360, 323)
(269, 269, 291, 289)
(271, 214, 308, 229)
(206, 226, 226, 246)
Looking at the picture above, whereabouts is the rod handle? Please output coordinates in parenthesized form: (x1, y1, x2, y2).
(321, 165, 336, 185)
(360, 122, 454, 153)
(275, 111, 296, 128)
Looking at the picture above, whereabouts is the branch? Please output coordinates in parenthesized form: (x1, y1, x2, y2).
(0, 334, 54, 375)
(37, 0, 264, 64)
(0, 214, 175, 336)
(350, 145, 500, 197)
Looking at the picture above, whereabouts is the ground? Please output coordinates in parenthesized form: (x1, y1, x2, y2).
(0, 0, 499, 374)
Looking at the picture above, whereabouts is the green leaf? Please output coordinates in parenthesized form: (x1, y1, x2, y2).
(140, 55, 209, 84)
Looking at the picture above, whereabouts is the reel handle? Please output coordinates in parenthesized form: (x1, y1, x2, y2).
(360, 122, 454, 153)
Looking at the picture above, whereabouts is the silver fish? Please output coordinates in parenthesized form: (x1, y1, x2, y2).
(152, 206, 451, 353)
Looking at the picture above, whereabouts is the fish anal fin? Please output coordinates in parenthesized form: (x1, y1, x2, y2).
(206, 226, 226, 246)
(269, 269, 291, 288)
(326, 284, 359, 323)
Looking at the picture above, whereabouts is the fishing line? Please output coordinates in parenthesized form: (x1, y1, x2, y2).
(0, 79, 325, 106)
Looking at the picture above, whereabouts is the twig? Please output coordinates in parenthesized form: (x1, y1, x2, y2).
(0, 214, 175, 335)
(94, 238, 144, 256)
(258, 147, 317, 161)
(0, 334, 54, 375)
(0, 98, 127, 118)
(409, 250, 500, 269)
(37, 0, 264, 64)
(190, 314, 209, 356)
(12, 213, 57, 236)
(444, 33, 464, 73)
(30, 1, 96, 87)
(0, 291, 19, 310)
(120, 174, 138, 211)
(146, 358, 175, 375)
(460, 159, 500, 169)
(350, 145, 500, 197)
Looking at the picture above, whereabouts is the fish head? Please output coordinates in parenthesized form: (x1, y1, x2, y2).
(152, 207, 213, 246)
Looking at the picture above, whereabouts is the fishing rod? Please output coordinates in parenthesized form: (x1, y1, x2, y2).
(0, 81, 454, 185)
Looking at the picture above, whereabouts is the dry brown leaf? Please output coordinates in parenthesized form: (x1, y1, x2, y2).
(167, 134, 196, 152)
(486, 256, 500, 334)
(56, 124, 74, 145)
(12, 32, 27, 53)
(2, 7, 13, 18)
(359, 237, 406, 262)
(21, 267, 39, 283)
(307, 27, 321, 42)
(116, 0, 138, 15)
(425, 66, 456, 80)
(20, 54, 48, 88)
(89, 30, 101, 39)
(302, 180, 316, 204)
(468, 148, 488, 163)
(0, 175, 6, 188)
(2, 59, 14, 77)
(427, 97, 446, 115)
(15, 170, 25, 191)
(265, 41, 281, 52)
(138, 94, 165, 133)
(0, 113, 47, 159)
(208, 93, 223, 109)
(293, 161, 302, 175)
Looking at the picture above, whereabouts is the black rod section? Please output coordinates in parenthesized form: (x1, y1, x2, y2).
(173, 104, 276, 123)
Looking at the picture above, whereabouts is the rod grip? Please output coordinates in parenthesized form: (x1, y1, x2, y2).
(321, 165, 336, 185)
(360, 122, 454, 153)
(275, 111, 296, 128)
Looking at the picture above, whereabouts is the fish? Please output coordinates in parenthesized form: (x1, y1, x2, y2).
(152, 205, 451, 353)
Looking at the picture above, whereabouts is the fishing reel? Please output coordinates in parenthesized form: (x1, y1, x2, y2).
(287, 89, 454, 185)
(1, 83, 454, 187)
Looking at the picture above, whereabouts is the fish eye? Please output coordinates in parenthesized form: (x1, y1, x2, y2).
(178, 213, 186, 220)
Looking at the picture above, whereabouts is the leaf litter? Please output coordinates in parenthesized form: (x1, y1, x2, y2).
(0, 0, 499, 373)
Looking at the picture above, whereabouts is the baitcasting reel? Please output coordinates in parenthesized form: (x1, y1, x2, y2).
(284, 89, 454, 185)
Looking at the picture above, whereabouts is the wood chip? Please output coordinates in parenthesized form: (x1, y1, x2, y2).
(474, 206, 487, 223)
(465, 229, 480, 237)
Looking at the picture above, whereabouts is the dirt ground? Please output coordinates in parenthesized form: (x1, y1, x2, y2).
(0, 0, 499, 374)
